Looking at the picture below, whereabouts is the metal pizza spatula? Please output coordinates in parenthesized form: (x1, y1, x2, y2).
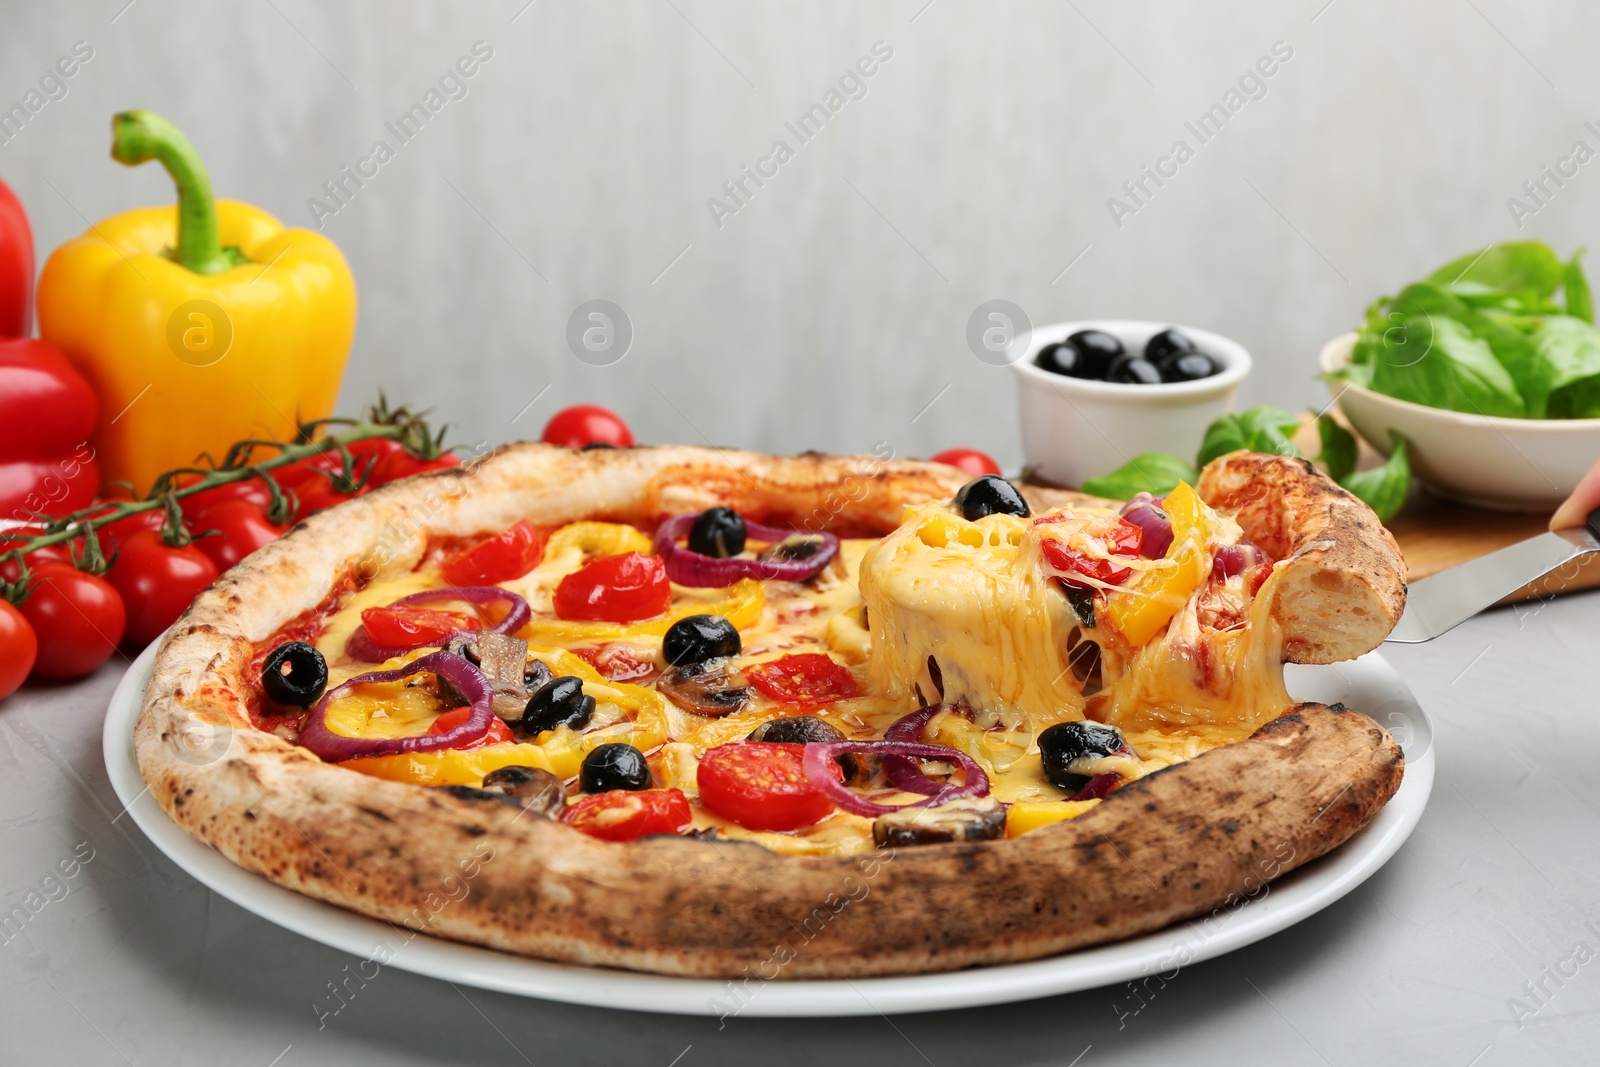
(1385, 507, 1600, 643)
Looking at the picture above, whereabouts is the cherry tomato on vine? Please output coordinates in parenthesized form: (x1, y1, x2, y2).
(194, 500, 286, 572)
(178, 478, 274, 525)
(0, 600, 37, 698)
(293, 475, 367, 519)
(553, 552, 669, 622)
(370, 445, 460, 485)
(745, 653, 858, 706)
(930, 448, 1002, 478)
(696, 741, 840, 831)
(440, 520, 545, 586)
(107, 530, 220, 648)
(541, 405, 634, 449)
(561, 789, 692, 842)
(20, 562, 125, 677)
(360, 604, 481, 648)
(426, 707, 514, 750)
(0, 539, 72, 583)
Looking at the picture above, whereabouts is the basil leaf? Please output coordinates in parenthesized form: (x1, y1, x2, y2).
(1364, 286, 1524, 417)
(1315, 412, 1357, 483)
(1428, 241, 1566, 302)
(1196, 406, 1302, 468)
(1080, 453, 1197, 500)
(1566, 249, 1593, 324)
(1340, 433, 1410, 523)
(1535, 315, 1600, 418)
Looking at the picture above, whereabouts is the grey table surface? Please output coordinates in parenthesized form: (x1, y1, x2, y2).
(1, 591, 1597, 1067)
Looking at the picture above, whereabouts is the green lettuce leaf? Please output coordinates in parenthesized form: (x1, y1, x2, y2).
(1429, 241, 1566, 303)
(1364, 285, 1524, 417)
(1080, 453, 1197, 499)
(1534, 315, 1600, 418)
(1565, 249, 1593, 323)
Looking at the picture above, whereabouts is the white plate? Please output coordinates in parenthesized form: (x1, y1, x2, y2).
(104, 643, 1433, 1018)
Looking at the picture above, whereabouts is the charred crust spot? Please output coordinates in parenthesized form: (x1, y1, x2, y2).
(1221, 820, 1238, 835)
(244, 810, 257, 819)
(182, 623, 218, 637)
(1251, 710, 1307, 738)
(1327, 702, 1347, 713)
(460, 825, 488, 837)
(357, 806, 394, 823)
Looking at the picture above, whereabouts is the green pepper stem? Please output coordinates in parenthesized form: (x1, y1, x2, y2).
(111, 110, 246, 275)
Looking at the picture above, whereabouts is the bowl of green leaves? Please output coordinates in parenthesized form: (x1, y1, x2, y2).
(1320, 239, 1600, 511)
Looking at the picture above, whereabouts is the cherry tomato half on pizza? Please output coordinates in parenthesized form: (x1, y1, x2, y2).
(360, 605, 482, 648)
(745, 653, 858, 706)
(427, 707, 514, 750)
(1037, 519, 1142, 589)
(696, 741, 840, 831)
(441, 520, 546, 586)
(541, 405, 634, 449)
(561, 789, 692, 842)
(553, 552, 670, 623)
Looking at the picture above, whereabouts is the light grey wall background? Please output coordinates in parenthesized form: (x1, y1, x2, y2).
(2, 0, 1597, 469)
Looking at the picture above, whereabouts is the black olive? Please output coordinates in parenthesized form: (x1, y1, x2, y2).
(662, 614, 741, 668)
(1105, 354, 1163, 385)
(1039, 720, 1125, 792)
(261, 642, 328, 708)
(519, 676, 595, 736)
(688, 506, 746, 558)
(1143, 327, 1196, 367)
(759, 535, 824, 563)
(748, 716, 861, 781)
(955, 474, 1031, 521)
(579, 743, 651, 793)
(1065, 329, 1124, 377)
(1034, 342, 1084, 378)
(1160, 351, 1218, 383)
(481, 765, 566, 815)
(873, 797, 1006, 848)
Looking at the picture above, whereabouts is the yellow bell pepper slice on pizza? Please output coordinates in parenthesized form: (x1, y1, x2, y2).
(1105, 482, 1212, 646)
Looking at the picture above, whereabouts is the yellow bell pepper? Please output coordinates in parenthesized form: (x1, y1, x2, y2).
(1005, 799, 1102, 837)
(335, 648, 671, 787)
(1106, 482, 1212, 646)
(37, 111, 356, 494)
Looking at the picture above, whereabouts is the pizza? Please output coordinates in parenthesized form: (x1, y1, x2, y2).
(136, 444, 1407, 978)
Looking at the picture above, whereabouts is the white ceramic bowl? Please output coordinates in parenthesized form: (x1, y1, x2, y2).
(1011, 320, 1250, 489)
(1319, 332, 1600, 511)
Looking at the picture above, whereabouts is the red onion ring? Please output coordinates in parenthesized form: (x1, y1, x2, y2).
(298, 651, 493, 762)
(653, 513, 840, 587)
(801, 740, 989, 819)
(345, 585, 532, 662)
(883, 706, 948, 796)
(1119, 493, 1174, 559)
(1071, 772, 1122, 801)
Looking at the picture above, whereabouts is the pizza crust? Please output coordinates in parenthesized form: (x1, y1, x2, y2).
(137, 443, 1404, 977)
(1196, 451, 1406, 664)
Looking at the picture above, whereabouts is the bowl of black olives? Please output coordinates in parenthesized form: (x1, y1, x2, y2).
(1011, 320, 1251, 490)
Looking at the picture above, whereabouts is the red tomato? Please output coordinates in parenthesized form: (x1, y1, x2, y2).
(0, 338, 101, 520)
(561, 789, 692, 842)
(0, 453, 100, 522)
(107, 530, 221, 647)
(571, 644, 657, 683)
(441, 520, 545, 586)
(20, 562, 126, 677)
(194, 500, 286, 572)
(178, 478, 274, 525)
(272, 452, 343, 489)
(930, 448, 1002, 477)
(553, 552, 670, 622)
(426, 707, 514, 750)
(372, 447, 461, 485)
(360, 604, 481, 648)
(745, 653, 858, 706)
(541, 404, 634, 449)
(696, 742, 840, 831)
(0, 541, 72, 583)
(1037, 519, 1142, 588)
(0, 600, 36, 698)
(293, 475, 366, 519)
